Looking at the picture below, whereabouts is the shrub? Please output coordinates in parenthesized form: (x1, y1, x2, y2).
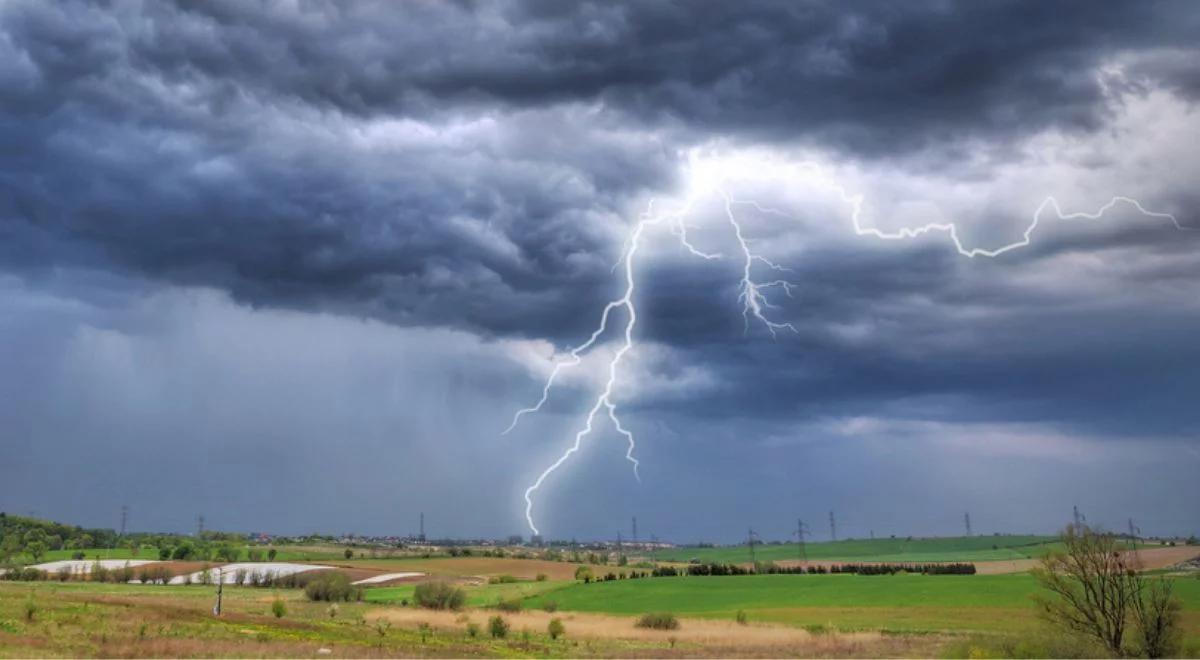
(636, 612, 679, 630)
(495, 598, 522, 612)
(235, 569, 247, 586)
(56, 566, 72, 582)
(536, 573, 548, 582)
(247, 549, 263, 562)
(466, 622, 480, 638)
(71, 551, 85, 560)
(736, 609, 748, 625)
(271, 598, 287, 618)
(542, 601, 558, 613)
(488, 615, 509, 638)
(24, 597, 37, 621)
(548, 618, 565, 640)
(304, 572, 359, 602)
(327, 603, 339, 619)
(489, 574, 517, 584)
(418, 622, 431, 643)
(413, 581, 467, 610)
(267, 548, 278, 561)
(343, 548, 353, 560)
(91, 562, 110, 583)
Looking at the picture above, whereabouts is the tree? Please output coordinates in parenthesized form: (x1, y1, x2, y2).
(23, 529, 48, 563)
(1131, 577, 1181, 658)
(344, 548, 353, 560)
(267, 547, 277, 561)
(1034, 524, 1181, 658)
(573, 565, 593, 583)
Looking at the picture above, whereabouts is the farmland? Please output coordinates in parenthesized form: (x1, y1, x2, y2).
(3, 528, 1199, 658)
(649, 535, 1067, 564)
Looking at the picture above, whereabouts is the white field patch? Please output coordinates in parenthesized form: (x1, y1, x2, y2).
(170, 562, 332, 585)
(352, 572, 424, 585)
(32, 559, 159, 573)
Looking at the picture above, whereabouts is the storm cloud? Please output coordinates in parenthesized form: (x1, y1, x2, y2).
(1, 0, 1198, 540)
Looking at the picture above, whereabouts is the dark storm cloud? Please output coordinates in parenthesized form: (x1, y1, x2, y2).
(3, 0, 1199, 341)
(2, 1, 1199, 539)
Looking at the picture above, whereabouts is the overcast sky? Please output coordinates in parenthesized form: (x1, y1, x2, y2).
(2, 1, 1199, 543)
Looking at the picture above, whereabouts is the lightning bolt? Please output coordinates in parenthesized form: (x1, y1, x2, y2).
(505, 158, 1185, 537)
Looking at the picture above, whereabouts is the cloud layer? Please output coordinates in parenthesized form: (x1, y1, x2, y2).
(1, 0, 1198, 539)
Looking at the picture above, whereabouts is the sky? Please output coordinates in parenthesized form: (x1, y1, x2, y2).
(1, 1, 1199, 543)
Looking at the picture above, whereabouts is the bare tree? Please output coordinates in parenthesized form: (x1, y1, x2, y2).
(1034, 524, 1180, 658)
(1130, 577, 1181, 658)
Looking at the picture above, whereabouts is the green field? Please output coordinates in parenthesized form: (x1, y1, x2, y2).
(366, 580, 570, 607)
(650, 535, 1067, 564)
(523, 573, 1200, 639)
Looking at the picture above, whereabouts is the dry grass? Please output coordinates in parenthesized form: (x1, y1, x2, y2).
(367, 606, 947, 656)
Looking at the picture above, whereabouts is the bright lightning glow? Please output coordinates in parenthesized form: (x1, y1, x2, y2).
(506, 154, 1185, 536)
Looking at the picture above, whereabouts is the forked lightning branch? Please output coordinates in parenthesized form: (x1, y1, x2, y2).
(504, 158, 1185, 536)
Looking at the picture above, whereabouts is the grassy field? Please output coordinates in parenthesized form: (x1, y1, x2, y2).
(522, 573, 1200, 644)
(0, 580, 671, 658)
(650, 535, 1067, 564)
(366, 579, 571, 607)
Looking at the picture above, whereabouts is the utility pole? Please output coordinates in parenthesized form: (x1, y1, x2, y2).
(213, 566, 224, 616)
(1128, 518, 1140, 549)
(829, 510, 837, 542)
(964, 512, 972, 537)
(747, 528, 758, 565)
(632, 517, 638, 545)
(120, 505, 128, 538)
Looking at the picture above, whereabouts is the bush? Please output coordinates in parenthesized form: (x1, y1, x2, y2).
(636, 612, 679, 630)
(736, 609, 748, 625)
(548, 618, 565, 640)
(488, 574, 517, 584)
(542, 600, 558, 613)
(267, 548, 278, 561)
(304, 572, 361, 602)
(413, 581, 467, 610)
(488, 615, 509, 639)
(535, 573, 547, 582)
(466, 622, 480, 638)
(271, 598, 287, 618)
(343, 548, 353, 560)
(71, 551, 86, 560)
(495, 598, 522, 612)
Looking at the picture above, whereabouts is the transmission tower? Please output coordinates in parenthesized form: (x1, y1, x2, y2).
(1072, 505, 1085, 528)
(120, 505, 128, 538)
(794, 519, 808, 563)
(829, 510, 837, 542)
(964, 512, 972, 537)
(747, 527, 759, 564)
(632, 517, 638, 545)
(197, 514, 205, 537)
(419, 512, 425, 542)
